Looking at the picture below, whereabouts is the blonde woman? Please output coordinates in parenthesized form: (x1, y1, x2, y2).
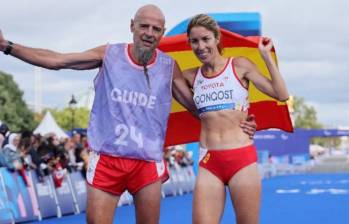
(184, 14, 289, 224)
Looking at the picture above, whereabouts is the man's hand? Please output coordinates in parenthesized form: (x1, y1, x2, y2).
(0, 30, 7, 52)
(240, 114, 257, 139)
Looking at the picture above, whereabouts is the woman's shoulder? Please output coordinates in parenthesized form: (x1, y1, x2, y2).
(232, 56, 255, 69)
(232, 56, 253, 67)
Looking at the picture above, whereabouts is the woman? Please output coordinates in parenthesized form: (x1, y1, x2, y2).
(2, 133, 23, 171)
(183, 14, 289, 224)
(2, 133, 30, 186)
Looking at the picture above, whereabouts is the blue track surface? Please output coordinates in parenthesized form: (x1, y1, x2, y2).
(29, 173, 349, 224)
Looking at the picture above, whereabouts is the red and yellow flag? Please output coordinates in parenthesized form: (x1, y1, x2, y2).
(159, 29, 293, 146)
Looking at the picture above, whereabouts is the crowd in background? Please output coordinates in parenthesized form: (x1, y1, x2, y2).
(0, 122, 194, 188)
(164, 145, 194, 169)
(0, 122, 89, 187)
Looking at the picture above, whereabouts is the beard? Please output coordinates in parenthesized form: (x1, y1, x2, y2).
(135, 47, 153, 89)
(134, 37, 157, 89)
(137, 47, 154, 66)
(136, 34, 156, 66)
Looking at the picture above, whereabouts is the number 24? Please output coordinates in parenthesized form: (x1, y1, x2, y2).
(114, 124, 143, 148)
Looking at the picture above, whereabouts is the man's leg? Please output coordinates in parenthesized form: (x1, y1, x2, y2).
(86, 184, 120, 224)
(133, 180, 162, 224)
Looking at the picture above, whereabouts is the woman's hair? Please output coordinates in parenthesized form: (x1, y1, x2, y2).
(186, 14, 223, 54)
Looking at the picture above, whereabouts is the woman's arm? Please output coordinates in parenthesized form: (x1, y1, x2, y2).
(234, 37, 289, 102)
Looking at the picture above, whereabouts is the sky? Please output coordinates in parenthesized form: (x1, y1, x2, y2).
(0, 0, 348, 128)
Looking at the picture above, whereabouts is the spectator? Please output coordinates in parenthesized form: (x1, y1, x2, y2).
(28, 134, 46, 181)
(64, 139, 78, 171)
(81, 135, 89, 149)
(0, 121, 10, 147)
(37, 137, 54, 160)
(18, 136, 36, 170)
(2, 133, 30, 186)
(47, 134, 60, 157)
(164, 145, 194, 169)
(71, 132, 85, 170)
(0, 130, 4, 149)
(52, 158, 67, 188)
(179, 151, 194, 167)
(2, 133, 22, 171)
(0, 133, 5, 167)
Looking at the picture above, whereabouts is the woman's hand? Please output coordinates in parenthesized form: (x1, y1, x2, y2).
(258, 37, 274, 59)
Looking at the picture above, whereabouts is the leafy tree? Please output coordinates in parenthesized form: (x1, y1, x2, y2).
(291, 96, 340, 147)
(47, 107, 90, 131)
(291, 96, 323, 129)
(0, 70, 36, 131)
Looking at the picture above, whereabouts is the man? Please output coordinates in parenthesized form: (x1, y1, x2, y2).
(0, 121, 10, 148)
(0, 121, 8, 166)
(0, 4, 255, 224)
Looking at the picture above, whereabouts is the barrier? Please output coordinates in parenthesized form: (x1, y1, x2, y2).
(162, 165, 195, 197)
(162, 177, 177, 197)
(0, 165, 197, 223)
(68, 172, 87, 212)
(54, 174, 78, 216)
(31, 172, 59, 219)
(0, 168, 39, 223)
(118, 191, 133, 207)
(0, 169, 14, 224)
(0, 168, 87, 223)
(0, 161, 313, 223)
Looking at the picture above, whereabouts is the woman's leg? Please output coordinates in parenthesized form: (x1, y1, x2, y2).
(193, 167, 226, 224)
(227, 163, 261, 224)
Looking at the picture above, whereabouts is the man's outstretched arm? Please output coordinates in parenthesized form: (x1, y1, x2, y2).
(0, 30, 105, 70)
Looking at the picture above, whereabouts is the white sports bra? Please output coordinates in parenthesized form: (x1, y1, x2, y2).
(192, 58, 249, 115)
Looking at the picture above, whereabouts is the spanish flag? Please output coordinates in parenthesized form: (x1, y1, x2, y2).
(159, 29, 293, 146)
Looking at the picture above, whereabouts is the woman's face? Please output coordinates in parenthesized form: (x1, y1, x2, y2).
(189, 26, 220, 64)
(13, 136, 20, 147)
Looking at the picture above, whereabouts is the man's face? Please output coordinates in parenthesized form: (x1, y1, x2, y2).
(131, 9, 165, 64)
(73, 133, 81, 143)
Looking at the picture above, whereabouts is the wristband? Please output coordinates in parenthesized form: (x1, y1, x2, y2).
(4, 41, 13, 55)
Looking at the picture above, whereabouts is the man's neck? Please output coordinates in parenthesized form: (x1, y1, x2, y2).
(128, 44, 156, 66)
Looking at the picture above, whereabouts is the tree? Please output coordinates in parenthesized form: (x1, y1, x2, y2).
(48, 107, 90, 131)
(291, 96, 340, 147)
(0, 70, 36, 131)
(292, 96, 323, 129)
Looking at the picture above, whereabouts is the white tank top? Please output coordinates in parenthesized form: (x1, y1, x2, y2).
(193, 58, 249, 115)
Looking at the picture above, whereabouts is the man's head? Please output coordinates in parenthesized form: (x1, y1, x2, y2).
(130, 4, 166, 65)
(0, 122, 9, 137)
(72, 132, 81, 143)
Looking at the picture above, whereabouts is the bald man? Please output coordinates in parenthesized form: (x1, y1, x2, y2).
(0, 5, 194, 223)
(0, 4, 256, 223)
